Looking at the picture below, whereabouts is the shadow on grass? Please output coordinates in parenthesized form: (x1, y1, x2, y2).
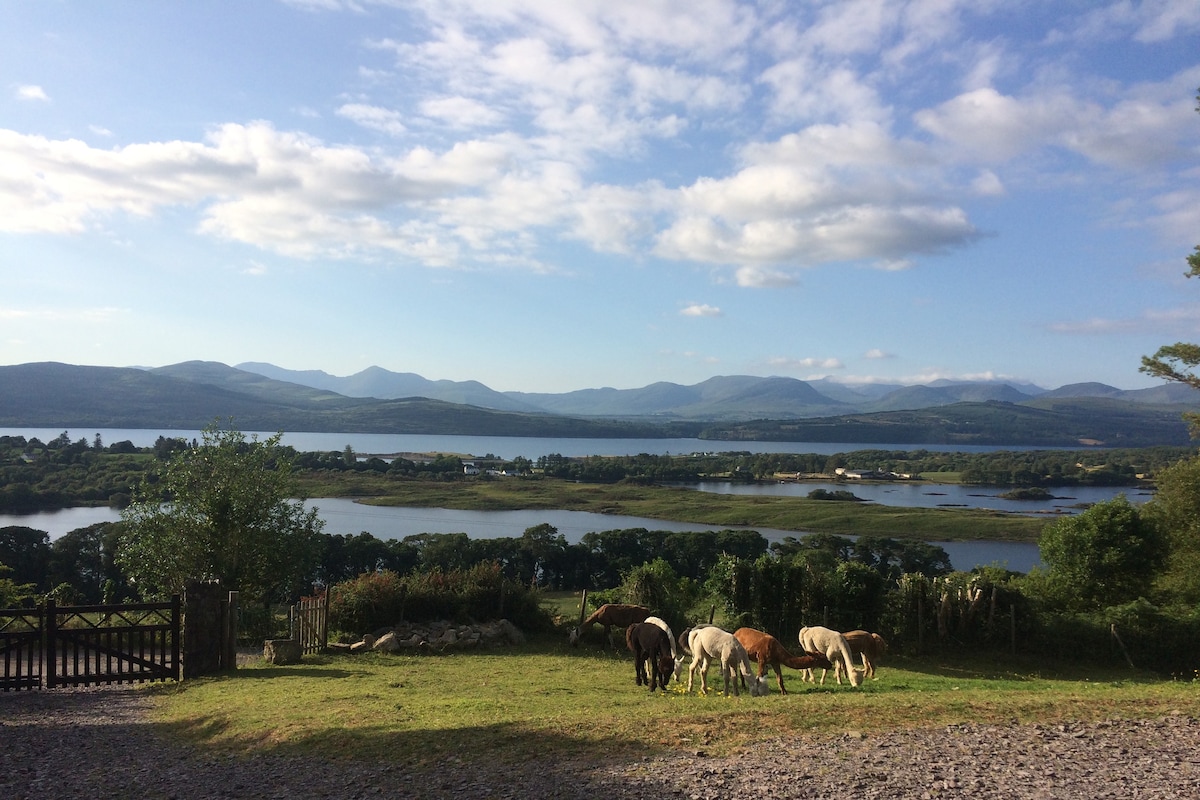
(885, 651, 1162, 683)
(152, 712, 662, 772)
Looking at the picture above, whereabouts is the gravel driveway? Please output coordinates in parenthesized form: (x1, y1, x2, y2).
(1, 686, 1198, 799)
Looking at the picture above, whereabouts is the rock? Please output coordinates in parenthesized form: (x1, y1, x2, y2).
(373, 632, 402, 653)
(263, 639, 302, 665)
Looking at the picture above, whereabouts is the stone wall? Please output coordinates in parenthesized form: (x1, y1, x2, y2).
(334, 619, 526, 654)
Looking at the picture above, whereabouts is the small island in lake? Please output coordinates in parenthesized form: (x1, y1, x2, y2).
(808, 489, 865, 502)
(998, 487, 1057, 501)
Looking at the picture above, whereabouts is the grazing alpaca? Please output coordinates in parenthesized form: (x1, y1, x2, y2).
(685, 625, 769, 697)
(733, 627, 834, 695)
(569, 603, 651, 647)
(839, 630, 888, 681)
(626, 622, 675, 692)
(643, 616, 686, 682)
(797, 626, 864, 687)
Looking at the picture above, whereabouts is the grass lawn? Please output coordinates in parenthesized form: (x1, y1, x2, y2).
(145, 636, 1200, 768)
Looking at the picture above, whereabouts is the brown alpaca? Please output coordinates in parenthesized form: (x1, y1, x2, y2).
(734, 627, 834, 695)
(840, 630, 888, 680)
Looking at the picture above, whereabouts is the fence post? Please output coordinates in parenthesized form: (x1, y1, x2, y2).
(44, 598, 58, 690)
(171, 594, 182, 681)
(1010, 605, 1016, 655)
(320, 590, 329, 651)
(224, 591, 239, 670)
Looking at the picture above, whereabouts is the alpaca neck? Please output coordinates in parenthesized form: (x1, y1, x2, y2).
(780, 653, 812, 670)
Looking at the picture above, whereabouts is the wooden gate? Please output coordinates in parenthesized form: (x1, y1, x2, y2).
(0, 608, 43, 691)
(293, 590, 328, 655)
(0, 596, 180, 691)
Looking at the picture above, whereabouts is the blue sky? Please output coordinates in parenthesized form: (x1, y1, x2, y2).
(2, 1, 1198, 393)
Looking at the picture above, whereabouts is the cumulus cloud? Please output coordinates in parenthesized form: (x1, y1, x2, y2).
(865, 349, 895, 360)
(1, 0, 1193, 286)
(16, 85, 49, 101)
(680, 303, 721, 317)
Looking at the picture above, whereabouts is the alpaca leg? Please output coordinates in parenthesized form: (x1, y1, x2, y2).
(774, 665, 787, 695)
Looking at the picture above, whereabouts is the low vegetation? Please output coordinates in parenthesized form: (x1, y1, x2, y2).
(144, 639, 1200, 766)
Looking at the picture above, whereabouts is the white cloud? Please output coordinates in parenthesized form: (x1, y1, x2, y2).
(680, 303, 721, 317)
(1052, 304, 1200, 337)
(0, 306, 122, 321)
(769, 356, 844, 371)
(336, 103, 407, 136)
(865, 349, 895, 360)
(419, 96, 504, 128)
(16, 85, 49, 102)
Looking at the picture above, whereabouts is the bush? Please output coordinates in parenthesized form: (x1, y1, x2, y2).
(328, 563, 552, 635)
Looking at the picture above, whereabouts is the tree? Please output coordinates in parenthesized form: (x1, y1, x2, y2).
(1140, 89, 1200, 434)
(1038, 496, 1165, 611)
(1141, 454, 1200, 606)
(117, 423, 325, 604)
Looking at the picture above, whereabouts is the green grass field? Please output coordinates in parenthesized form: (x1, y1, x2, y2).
(145, 636, 1200, 767)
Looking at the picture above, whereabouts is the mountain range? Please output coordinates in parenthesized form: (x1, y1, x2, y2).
(1, 360, 1197, 447)
(233, 361, 1200, 419)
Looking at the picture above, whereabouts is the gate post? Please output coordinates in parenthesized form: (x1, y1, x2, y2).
(171, 594, 182, 681)
(183, 581, 234, 678)
(223, 591, 239, 670)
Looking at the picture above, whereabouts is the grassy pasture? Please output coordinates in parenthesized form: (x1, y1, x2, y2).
(145, 637, 1200, 768)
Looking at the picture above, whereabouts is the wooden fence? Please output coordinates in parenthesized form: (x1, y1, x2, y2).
(293, 590, 328, 655)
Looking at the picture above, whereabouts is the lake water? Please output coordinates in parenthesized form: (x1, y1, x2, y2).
(0, 428, 1061, 459)
(2, 427, 1088, 573)
(0, 498, 1042, 574)
(691, 481, 1150, 516)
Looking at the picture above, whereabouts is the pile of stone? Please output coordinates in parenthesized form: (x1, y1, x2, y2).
(334, 619, 526, 655)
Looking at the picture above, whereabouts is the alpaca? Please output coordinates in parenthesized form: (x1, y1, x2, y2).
(733, 627, 834, 695)
(797, 626, 864, 687)
(643, 616, 686, 682)
(569, 603, 651, 647)
(839, 630, 888, 681)
(685, 625, 769, 697)
(626, 622, 674, 692)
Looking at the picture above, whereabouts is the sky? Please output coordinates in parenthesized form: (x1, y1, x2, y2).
(2, 1, 1199, 394)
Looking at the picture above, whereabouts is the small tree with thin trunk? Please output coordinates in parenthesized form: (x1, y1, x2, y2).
(117, 422, 324, 605)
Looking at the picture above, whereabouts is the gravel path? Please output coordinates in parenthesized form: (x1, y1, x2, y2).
(2, 686, 1198, 799)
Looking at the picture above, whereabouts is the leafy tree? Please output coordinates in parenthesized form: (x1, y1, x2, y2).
(117, 423, 325, 604)
(0, 526, 51, 591)
(1142, 454, 1200, 606)
(1037, 496, 1165, 611)
(0, 563, 37, 607)
(1140, 89, 1200, 434)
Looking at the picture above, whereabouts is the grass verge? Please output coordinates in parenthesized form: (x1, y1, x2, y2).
(144, 637, 1200, 768)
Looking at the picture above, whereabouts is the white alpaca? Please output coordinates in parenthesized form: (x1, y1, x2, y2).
(798, 626, 864, 687)
(685, 625, 769, 697)
(644, 616, 686, 682)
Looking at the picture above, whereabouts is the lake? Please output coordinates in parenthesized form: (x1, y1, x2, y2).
(0, 498, 1042, 574)
(1, 427, 1064, 460)
(689, 480, 1149, 516)
(2, 427, 1087, 573)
